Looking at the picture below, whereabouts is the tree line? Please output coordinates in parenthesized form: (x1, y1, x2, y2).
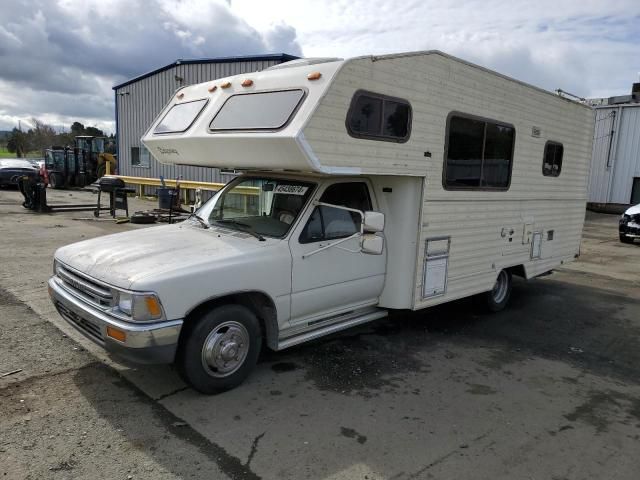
(6, 120, 114, 157)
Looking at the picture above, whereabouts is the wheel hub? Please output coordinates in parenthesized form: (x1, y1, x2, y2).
(201, 321, 249, 378)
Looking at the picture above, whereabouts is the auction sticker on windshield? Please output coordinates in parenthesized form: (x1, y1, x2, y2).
(274, 185, 308, 195)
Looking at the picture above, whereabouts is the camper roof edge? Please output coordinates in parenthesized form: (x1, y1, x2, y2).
(351, 50, 591, 109)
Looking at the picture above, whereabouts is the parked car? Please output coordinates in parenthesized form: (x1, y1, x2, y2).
(0, 159, 38, 187)
(28, 158, 45, 169)
(619, 204, 640, 244)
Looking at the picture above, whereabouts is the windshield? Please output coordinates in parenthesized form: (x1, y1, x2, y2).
(198, 177, 315, 238)
(92, 138, 105, 153)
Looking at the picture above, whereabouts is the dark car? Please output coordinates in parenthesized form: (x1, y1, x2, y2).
(0, 159, 39, 187)
(619, 204, 640, 244)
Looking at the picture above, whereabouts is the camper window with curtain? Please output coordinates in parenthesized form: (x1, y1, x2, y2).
(444, 114, 515, 190)
(346, 91, 411, 142)
(542, 141, 563, 177)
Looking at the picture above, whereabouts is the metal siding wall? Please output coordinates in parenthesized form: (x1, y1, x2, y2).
(114, 58, 284, 186)
(588, 108, 616, 203)
(610, 106, 640, 204)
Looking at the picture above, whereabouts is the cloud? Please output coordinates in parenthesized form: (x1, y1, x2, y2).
(230, 0, 640, 98)
(2, 0, 639, 133)
(0, 0, 302, 131)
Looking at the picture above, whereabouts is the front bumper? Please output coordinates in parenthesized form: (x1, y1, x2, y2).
(619, 220, 640, 238)
(48, 276, 183, 364)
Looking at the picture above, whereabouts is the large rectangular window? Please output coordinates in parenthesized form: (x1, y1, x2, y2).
(542, 141, 563, 177)
(154, 99, 208, 134)
(444, 114, 514, 190)
(346, 90, 411, 142)
(209, 89, 305, 131)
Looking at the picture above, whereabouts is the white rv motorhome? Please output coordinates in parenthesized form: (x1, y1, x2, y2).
(49, 51, 595, 393)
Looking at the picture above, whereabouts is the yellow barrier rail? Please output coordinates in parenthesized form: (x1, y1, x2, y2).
(115, 175, 225, 192)
(112, 175, 260, 205)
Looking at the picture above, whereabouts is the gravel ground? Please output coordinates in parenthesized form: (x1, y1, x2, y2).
(1, 186, 639, 480)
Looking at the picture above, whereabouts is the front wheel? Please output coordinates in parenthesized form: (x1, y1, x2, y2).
(177, 305, 262, 394)
(479, 269, 512, 313)
(619, 233, 634, 244)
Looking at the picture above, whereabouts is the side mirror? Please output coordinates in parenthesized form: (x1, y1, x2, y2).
(363, 211, 385, 233)
(361, 234, 384, 255)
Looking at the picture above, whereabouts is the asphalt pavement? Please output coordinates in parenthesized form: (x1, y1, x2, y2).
(1, 187, 639, 480)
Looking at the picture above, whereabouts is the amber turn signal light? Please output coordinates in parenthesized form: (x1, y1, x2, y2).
(144, 296, 162, 317)
(307, 72, 322, 80)
(106, 326, 126, 343)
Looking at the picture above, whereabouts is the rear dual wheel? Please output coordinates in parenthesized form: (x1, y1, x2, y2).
(478, 269, 512, 313)
(177, 305, 262, 394)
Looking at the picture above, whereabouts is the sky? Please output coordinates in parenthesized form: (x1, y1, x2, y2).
(0, 0, 639, 134)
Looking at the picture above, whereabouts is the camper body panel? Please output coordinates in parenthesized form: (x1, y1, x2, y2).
(301, 52, 593, 310)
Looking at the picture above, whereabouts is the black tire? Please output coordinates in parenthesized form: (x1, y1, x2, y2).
(177, 304, 262, 394)
(619, 234, 634, 244)
(49, 173, 63, 189)
(478, 269, 512, 313)
(130, 212, 157, 224)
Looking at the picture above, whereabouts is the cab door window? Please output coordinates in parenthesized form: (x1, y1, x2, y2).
(300, 182, 372, 244)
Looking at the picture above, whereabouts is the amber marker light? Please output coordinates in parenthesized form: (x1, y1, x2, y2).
(220, 81, 232, 89)
(307, 72, 322, 81)
(106, 326, 127, 343)
(177, 92, 184, 99)
(144, 296, 163, 318)
(241, 79, 253, 87)
(208, 84, 217, 92)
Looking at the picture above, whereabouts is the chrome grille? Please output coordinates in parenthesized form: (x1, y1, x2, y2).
(55, 301, 104, 342)
(56, 265, 113, 309)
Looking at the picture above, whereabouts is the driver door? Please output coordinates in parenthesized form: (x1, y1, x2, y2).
(288, 180, 386, 324)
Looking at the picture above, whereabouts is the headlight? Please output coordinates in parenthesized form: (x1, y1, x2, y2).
(117, 292, 133, 315)
(114, 291, 163, 322)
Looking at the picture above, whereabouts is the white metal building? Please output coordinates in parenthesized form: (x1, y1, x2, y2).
(589, 84, 640, 207)
(113, 54, 297, 183)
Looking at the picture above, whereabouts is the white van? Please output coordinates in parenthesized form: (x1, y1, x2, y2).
(49, 51, 595, 393)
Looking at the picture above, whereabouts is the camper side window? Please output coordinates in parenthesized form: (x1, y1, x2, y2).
(542, 141, 563, 177)
(346, 91, 411, 142)
(300, 182, 372, 244)
(444, 114, 515, 190)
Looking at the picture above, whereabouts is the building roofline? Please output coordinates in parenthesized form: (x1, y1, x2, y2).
(113, 53, 299, 90)
(593, 102, 640, 109)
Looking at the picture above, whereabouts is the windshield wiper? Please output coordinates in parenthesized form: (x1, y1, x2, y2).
(188, 213, 209, 229)
(215, 219, 266, 241)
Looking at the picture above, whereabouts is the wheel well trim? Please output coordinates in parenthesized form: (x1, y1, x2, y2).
(182, 290, 279, 350)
